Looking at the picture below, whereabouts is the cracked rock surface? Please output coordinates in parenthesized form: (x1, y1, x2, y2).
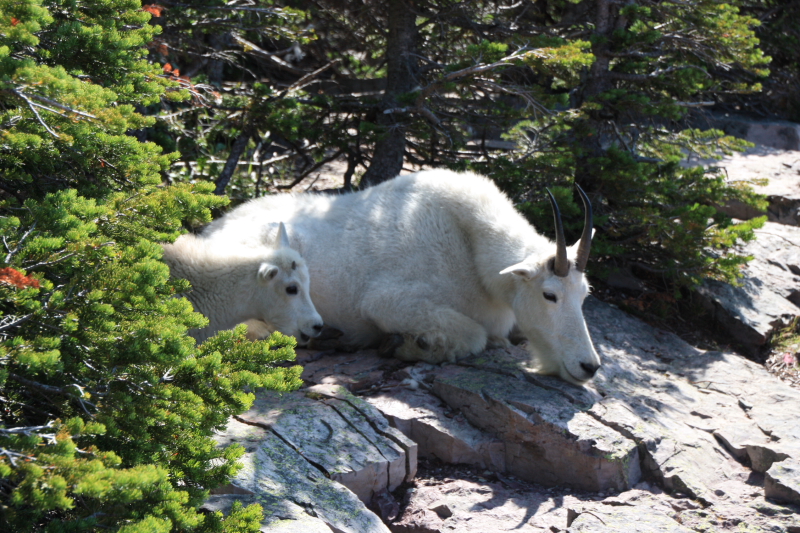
(203, 386, 416, 532)
(290, 295, 800, 532)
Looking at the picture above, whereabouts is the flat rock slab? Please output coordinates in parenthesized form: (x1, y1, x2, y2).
(207, 417, 390, 533)
(584, 296, 800, 509)
(567, 502, 692, 533)
(392, 475, 800, 533)
(391, 478, 573, 532)
(300, 349, 405, 393)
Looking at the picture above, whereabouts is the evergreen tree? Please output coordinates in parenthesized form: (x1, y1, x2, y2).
(152, 0, 771, 287)
(0, 0, 301, 530)
(728, 0, 800, 121)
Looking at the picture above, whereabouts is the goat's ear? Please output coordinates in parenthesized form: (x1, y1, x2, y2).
(275, 222, 291, 249)
(500, 262, 541, 280)
(258, 263, 279, 284)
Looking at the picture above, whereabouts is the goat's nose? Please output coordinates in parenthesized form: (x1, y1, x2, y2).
(313, 323, 324, 332)
(580, 362, 600, 377)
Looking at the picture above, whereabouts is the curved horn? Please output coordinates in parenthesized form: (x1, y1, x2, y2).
(574, 184, 593, 272)
(546, 188, 570, 277)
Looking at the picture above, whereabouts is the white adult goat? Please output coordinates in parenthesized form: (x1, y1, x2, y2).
(201, 170, 601, 385)
(162, 223, 324, 343)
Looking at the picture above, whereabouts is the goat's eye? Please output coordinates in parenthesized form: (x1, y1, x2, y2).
(286, 285, 298, 295)
(543, 292, 558, 303)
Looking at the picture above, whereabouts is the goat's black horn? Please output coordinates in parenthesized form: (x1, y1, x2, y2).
(547, 188, 570, 277)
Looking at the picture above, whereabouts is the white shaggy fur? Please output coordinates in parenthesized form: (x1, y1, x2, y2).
(162, 224, 324, 343)
(200, 170, 601, 385)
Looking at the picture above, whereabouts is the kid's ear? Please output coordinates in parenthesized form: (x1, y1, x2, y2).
(275, 222, 292, 249)
(499, 262, 541, 281)
(258, 263, 279, 284)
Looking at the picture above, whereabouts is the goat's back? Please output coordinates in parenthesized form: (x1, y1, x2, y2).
(200, 170, 545, 346)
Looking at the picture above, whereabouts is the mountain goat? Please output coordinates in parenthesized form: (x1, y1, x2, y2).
(162, 223, 324, 343)
(201, 169, 601, 385)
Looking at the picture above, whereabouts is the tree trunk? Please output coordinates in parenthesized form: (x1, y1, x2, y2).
(214, 131, 250, 195)
(573, 0, 618, 192)
(360, 0, 418, 188)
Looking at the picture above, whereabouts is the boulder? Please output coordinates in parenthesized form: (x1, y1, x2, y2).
(698, 114, 800, 151)
(766, 459, 800, 505)
(692, 222, 800, 353)
(695, 276, 798, 351)
(366, 381, 507, 472)
(237, 387, 415, 504)
(430, 362, 641, 492)
(206, 417, 391, 533)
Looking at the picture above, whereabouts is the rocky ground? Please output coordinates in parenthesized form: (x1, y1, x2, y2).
(204, 118, 800, 532)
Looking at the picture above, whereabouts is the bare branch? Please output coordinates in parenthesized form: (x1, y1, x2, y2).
(230, 33, 306, 76)
(23, 92, 98, 119)
(12, 91, 60, 138)
(276, 149, 345, 190)
(5, 221, 36, 263)
(0, 314, 35, 333)
(9, 373, 71, 396)
(286, 59, 341, 93)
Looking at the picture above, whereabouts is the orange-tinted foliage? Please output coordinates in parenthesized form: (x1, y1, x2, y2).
(0, 267, 41, 289)
(142, 4, 164, 17)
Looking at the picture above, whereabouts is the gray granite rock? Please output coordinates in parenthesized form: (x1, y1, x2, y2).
(585, 296, 800, 510)
(690, 221, 800, 353)
(566, 501, 692, 533)
(366, 384, 507, 472)
(747, 223, 800, 304)
(683, 143, 800, 225)
(287, 290, 800, 529)
(237, 388, 414, 504)
(766, 458, 800, 505)
(695, 277, 797, 351)
(207, 417, 390, 533)
(430, 363, 641, 492)
(298, 296, 800, 512)
(390, 478, 575, 532)
(700, 114, 800, 151)
(305, 383, 418, 484)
